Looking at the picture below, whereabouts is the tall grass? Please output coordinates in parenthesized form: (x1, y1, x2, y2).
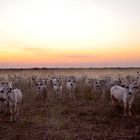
(0, 68, 140, 140)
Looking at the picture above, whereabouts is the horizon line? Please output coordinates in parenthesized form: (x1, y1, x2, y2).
(0, 67, 140, 70)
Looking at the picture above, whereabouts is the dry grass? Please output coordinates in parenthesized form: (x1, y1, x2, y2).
(0, 68, 140, 140)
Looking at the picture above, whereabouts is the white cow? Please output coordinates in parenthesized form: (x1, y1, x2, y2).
(85, 78, 93, 89)
(36, 83, 48, 101)
(4, 84, 23, 122)
(67, 79, 76, 100)
(110, 82, 139, 116)
(53, 83, 62, 100)
(93, 79, 107, 99)
(0, 85, 7, 113)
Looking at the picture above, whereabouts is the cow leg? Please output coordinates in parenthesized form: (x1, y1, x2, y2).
(4, 101, 8, 115)
(0, 102, 2, 113)
(70, 92, 72, 99)
(12, 104, 17, 122)
(1, 102, 6, 113)
(40, 93, 43, 100)
(0, 102, 3, 113)
(56, 92, 58, 99)
(58, 93, 60, 100)
(128, 98, 133, 116)
(45, 93, 48, 102)
(73, 92, 75, 100)
(16, 104, 20, 119)
(102, 89, 105, 99)
(9, 105, 13, 122)
(46, 94, 49, 102)
(59, 93, 61, 100)
(68, 90, 70, 99)
(111, 95, 115, 105)
(124, 101, 127, 117)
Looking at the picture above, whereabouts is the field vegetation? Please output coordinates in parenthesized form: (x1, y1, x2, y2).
(0, 68, 140, 140)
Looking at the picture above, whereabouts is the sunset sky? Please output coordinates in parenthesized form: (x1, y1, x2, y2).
(0, 0, 140, 68)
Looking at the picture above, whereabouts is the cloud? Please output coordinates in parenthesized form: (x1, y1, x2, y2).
(0, 40, 49, 54)
(21, 47, 49, 56)
(61, 54, 94, 59)
(0, 41, 51, 57)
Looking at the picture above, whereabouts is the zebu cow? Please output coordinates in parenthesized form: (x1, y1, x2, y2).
(0, 84, 7, 113)
(0, 82, 13, 113)
(52, 77, 62, 100)
(93, 79, 108, 99)
(85, 78, 93, 89)
(53, 83, 62, 100)
(4, 84, 23, 122)
(67, 79, 76, 99)
(110, 81, 139, 116)
(36, 82, 48, 101)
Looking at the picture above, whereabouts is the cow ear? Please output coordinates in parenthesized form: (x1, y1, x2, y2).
(125, 86, 129, 89)
(133, 81, 137, 85)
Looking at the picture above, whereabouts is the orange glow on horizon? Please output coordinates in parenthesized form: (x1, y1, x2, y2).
(0, 43, 140, 67)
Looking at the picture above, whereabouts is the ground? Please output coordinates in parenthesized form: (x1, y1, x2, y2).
(0, 68, 140, 140)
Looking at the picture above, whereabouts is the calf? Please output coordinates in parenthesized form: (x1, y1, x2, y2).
(4, 84, 23, 122)
(67, 79, 76, 100)
(85, 78, 93, 89)
(0, 85, 7, 113)
(53, 83, 62, 100)
(110, 82, 139, 116)
(36, 83, 48, 101)
(93, 79, 107, 99)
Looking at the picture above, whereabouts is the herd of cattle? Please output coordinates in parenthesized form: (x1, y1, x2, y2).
(0, 72, 140, 122)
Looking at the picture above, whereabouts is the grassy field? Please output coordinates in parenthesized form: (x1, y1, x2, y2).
(0, 68, 140, 140)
